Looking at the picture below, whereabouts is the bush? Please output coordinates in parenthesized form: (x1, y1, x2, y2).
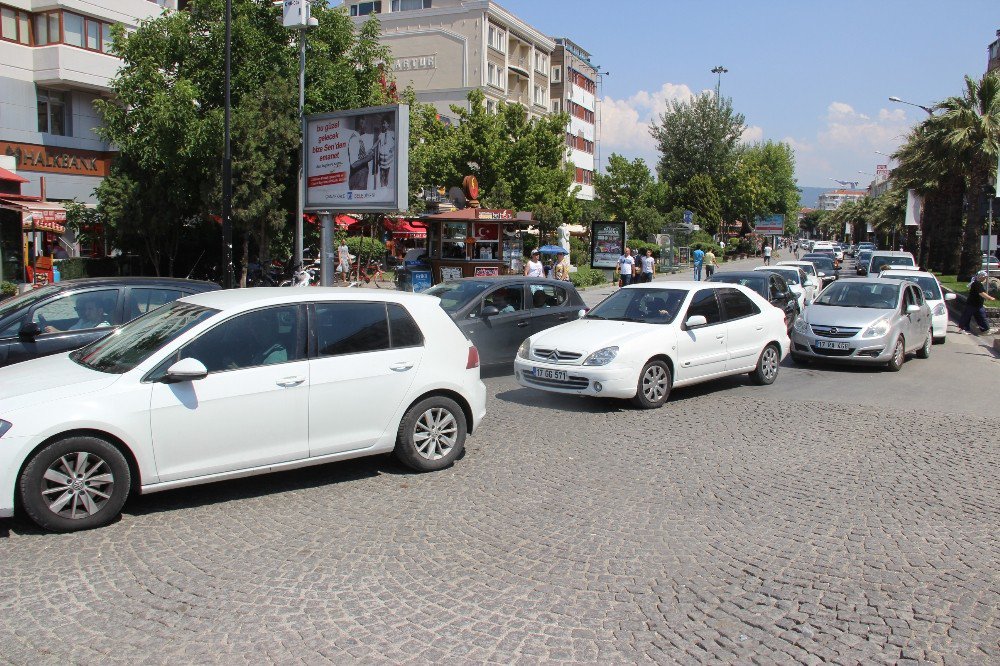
(344, 236, 386, 261)
(630, 240, 660, 258)
(569, 236, 588, 266)
(53, 257, 121, 280)
(570, 265, 608, 288)
(1, 281, 16, 298)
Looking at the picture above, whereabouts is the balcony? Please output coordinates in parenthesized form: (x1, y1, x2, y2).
(33, 45, 120, 92)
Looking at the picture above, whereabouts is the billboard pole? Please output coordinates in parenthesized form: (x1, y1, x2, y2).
(318, 210, 333, 286)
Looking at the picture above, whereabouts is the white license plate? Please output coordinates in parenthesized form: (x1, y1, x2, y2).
(815, 340, 850, 350)
(533, 367, 568, 381)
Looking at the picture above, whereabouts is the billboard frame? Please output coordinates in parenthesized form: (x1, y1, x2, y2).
(590, 221, 626, 269)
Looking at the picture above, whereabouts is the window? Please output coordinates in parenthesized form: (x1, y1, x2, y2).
(37, 88, 69, 136)
(62, 11, 83, 46)
(33, 12, 59, 46)
(718, 288, 759, 320)
(551, 66, 561, 82)
(685, 289, 722, 326)
(551, 99, 561, 113)
(1, 6, 30, 44)
(32, 289, 118, 332)
(533, 84, 546, 106)
(487, 62, 504, 89)
(534, 52, 548, 73)
(314, 302, 389, 357)
(179, 305, 303, 373)
(125, 288, 183, 322)
(488, 25, 505, 53)
(486, 99, 497, 115)
(350, 1, 382, 16)
(482, 287, 523, 314)
(387, 303, 424, 347)
(529, 284, 567, 309)
(574, 168, 593, 185)
(392, 0, 430, 9)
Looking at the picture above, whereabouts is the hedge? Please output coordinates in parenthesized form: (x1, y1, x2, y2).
(570, 265, 608, 288)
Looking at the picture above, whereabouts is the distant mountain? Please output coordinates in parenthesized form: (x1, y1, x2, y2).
(797, 186, 829, 209)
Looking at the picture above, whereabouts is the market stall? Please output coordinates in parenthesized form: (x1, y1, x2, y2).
(418, 208, 532, 284)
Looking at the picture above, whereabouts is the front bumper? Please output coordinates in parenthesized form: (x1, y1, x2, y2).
(790, 328, 895, 364)
(513, 358, 638, 399)
(0, 435, 30, 519)
(932, 312, 948, 338)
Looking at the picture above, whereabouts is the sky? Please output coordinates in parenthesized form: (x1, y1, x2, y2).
(493, 0, 1000, 188)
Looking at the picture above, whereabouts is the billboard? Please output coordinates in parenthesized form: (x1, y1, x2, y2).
(305, 105, 409, 213)
(591, 221, 626, 269)
(754, 214, 785, 236)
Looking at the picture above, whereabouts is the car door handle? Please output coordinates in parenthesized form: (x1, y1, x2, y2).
(390, 362, 414, 372)
(276, 376, 305, 387)
(516, 321, 530, 327)
(557, 314, 568, 321)
(716, 334, 725, 340)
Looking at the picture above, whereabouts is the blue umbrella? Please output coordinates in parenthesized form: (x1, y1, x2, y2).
(537, 244, 567, 255)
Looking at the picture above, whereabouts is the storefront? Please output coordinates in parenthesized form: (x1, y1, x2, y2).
(0, 196, 68, 284)
(419, 208, 531, 283)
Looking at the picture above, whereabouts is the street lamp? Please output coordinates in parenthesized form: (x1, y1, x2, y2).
(888, 96, 934, 116)
(593, 69, 609, 174)
(711, 66, 728, 103)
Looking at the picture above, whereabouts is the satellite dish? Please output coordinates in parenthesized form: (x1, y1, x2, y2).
(448, 186, 467, 209)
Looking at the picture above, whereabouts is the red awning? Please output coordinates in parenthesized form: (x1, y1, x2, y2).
(0, 198, 67, 234)
(384, 218, 426, 237)
(0, 167, 29, 184)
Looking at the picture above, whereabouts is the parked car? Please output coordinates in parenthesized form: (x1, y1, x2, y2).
(812, 241, 835, 252)
(982, 253, 999, 271)
(877, 268, 955, 344)
(856, 249, 874, 275)
(754, 265, 816, 308)
(0, 277, 219, 368)
(776, 260, 825, 295)
(708, 270, 798, 331)
(423, 277, 586, 367)
(0, 288, 487, 531)
(513, 282, 790, 409)
(867, 251, 916, 275)
(791, 278, 933, 370)
(800, 254, 840, 285)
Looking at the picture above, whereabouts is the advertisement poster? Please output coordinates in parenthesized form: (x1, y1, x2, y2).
(474, 266, 500, 277)
(411, 270, 432, 293)
(305, 105, 409, 212)
(754, 214, 785, 236)
(441, 266, 463, 281)
(591, 221, 626, 269)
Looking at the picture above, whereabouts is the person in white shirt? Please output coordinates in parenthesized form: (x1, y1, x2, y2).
(524, 250, 544, 277)
(618, 248, 636, 286)
(763, 243, 772, 265)
(639, 249, 656, 283)
(336, 241, 352, 284)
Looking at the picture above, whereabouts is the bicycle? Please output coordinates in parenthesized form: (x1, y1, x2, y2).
(348, 258, 388, 288)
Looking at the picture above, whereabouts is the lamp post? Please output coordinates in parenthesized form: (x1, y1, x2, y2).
(888, 96, 934, 116)
(221, 0, 233, 289)
(711, 66, 728, 105)
(593, 69, 609, 174)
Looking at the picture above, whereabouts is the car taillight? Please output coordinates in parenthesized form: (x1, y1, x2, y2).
(466, 345, 480, 369)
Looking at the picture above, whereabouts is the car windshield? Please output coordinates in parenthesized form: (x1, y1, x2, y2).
(424, 280, 493, 314)
(71, 300, 217, 374)
(882, 274, 941, 300)
(0, 284, 61, 319)
(586, 288, 687, 324)
(805, 257, 835, 271)
(814, 282, 900, 309)
(870, 256, 914, 269)
(710, 275, 766, 297)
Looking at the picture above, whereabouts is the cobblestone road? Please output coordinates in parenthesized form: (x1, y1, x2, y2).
(1, 297, 998, 663)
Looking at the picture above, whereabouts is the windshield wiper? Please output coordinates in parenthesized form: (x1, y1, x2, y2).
(608, 316, 646, 322)
(585, 314, 607, 320)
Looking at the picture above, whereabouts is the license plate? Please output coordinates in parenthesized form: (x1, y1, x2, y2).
(815, 340, 850, 350)
(533, 367, 568, 381)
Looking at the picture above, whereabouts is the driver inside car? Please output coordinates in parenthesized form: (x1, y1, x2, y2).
(43, 296, 112, 333)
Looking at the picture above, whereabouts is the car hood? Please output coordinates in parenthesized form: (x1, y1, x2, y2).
(0, 353, 121, 414)
(529, 318, 665, 355)
(802, 305, 895, 328)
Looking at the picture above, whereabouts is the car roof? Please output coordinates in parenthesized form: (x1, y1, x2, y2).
(179, 287, 440, 311)
(438, 276, 578, 288)
(45, 277, 219, 291)
(708, 271, 767, 279)
(877, 268, 933, 278)
(870, 250, 913, 257)
(754, 266, 800, 273)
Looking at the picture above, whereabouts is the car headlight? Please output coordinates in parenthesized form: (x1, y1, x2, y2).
(862, 317, 891, 338)
(932, 303, 946, 316)
(793, 317, 809, 334)
(583, 346, 619, 366)
(0, 420, 10, 438)
(517, 339, 531, 360)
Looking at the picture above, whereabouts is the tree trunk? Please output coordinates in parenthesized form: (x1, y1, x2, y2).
(939, 175, 965, 275)
(240, 231, 249, 288)
(957, 173, 986, 281)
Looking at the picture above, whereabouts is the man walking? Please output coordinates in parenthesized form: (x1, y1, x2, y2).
(618, 248, 636, 287)
(692, 245, 705, 281)
(958, 271, 997, 335)
(763, 242, 772, 266)
(704, 248, 718, 278)
(639, 249, 656, 283)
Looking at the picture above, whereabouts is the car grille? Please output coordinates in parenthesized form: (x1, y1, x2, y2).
(522, 374, 590, 389)
(810, 345, 854, 357)
(810, 325, 860, 338)
(532, 348, 583, 363)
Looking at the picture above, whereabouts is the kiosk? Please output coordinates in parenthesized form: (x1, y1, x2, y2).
(420, 207, 532, 284)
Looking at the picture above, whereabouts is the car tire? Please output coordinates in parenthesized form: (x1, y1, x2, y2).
(18, 436, 131, 532)
(394, 396, 467, 472)
(750, 343, 781, 385)
(886, 336, 905, 372)
(916, 329, 932, 359)
(791, 353, 810, 365)
(933, 335, 946, 345)
(630, 360, 671, 409)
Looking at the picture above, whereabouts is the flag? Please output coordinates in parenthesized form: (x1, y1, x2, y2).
(904, 189, 922, 227)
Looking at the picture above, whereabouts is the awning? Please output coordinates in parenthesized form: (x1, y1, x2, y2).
(0, 197, 67, 234)
(384, 217, 426, 237)
(0, 167, 29, 184)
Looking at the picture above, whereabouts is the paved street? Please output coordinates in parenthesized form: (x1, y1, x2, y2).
(2, 258, 999, 664)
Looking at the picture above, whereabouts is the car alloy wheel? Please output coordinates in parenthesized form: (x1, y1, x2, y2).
(40, 452, 116, 520)
(752, 344, 781, 385)
(887, 337, 905, 372)
(916, 329, 932, 359)
(631, 360, 671, 409)
(395, 396, 467, 472)
(413, 407, 458, 461)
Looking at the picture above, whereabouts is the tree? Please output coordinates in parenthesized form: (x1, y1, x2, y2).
(678, 174, 721, 235)
(593, 153, 666, 239)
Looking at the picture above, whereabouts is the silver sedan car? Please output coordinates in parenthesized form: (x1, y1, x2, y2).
(790, 278, 933, 371)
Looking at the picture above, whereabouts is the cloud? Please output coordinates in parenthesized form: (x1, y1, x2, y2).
(599, 82, 698, 164)
(741, 125, 764, 144)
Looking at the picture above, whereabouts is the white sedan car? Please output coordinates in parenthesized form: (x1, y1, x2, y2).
(877, 268, 955, 343)
(514, 282, 789, 408)
(754, 265, 816, 308)
(0, 289, 487, 532)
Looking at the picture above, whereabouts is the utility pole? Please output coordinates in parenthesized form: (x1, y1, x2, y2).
(283, 0, 317, 269)
(221, 0, 233, 288)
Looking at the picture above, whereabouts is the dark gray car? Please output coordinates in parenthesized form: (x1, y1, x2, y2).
(424, 277, 586, 366)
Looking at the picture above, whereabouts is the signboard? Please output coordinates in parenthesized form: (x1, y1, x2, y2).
(683, 210, 693, 224)
(982, 235, 998, 253)
(2, 141, 112, 177)
(282, 0, 309, 27)
(305, 105, 409, 212)
(754, 214, 785, 236)
(440, 266, 463, 281)
(904, 189, 922, 227)
(411, 270, 432, 293)
(876, 164, 889, 182)
(474, 266, 500, 277)
(476, 209, 514, 220)
(590, 221, 626, 269)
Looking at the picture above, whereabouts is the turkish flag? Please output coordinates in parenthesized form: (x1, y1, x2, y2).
(473, 223, 499, 241)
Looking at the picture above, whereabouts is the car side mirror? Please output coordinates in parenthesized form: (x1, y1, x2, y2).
(578, 308, 588, 319)
(18, 322, 41, 339)
(945, 293, 957, 301)
(685, 315, 708, 329)
(905, 304, 920, 314)
(481, 305, 500, 317)
(163, 358, 209, 383)
(817, 272, 826, 277)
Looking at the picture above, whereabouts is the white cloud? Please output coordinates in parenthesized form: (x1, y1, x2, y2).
(741, 125, 764, 144)
(598, 82, 697, 165)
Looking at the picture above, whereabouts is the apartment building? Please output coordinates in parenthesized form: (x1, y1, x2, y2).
(988, 29, 999, 74)
(551, 37, 596, 200)
(0, 0, 173, 204)
(818, 189, 867, 211)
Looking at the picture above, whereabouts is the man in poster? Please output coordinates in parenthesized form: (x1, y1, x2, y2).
(376, 115, 395, 189)
(348, 117, 375, 190)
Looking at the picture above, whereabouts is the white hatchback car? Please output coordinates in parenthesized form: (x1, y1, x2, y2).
(754, 265, 815, 309)
(0, 289, 487, 532)
(877, 268, 955, 343)
(514, 282, 789, 408)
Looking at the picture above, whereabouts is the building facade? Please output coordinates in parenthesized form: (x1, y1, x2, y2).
(0, 0, 173, 205)
(551, 37, 596, 200)
(988, 29, 999, 74)
(817, 189, 867, 211)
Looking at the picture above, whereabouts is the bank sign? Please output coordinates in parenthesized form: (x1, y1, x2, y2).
(305, 105, 409, 213)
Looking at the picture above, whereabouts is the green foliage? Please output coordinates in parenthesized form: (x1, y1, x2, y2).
(1, 281, 16, 298)
(629, 240, 660, 258)
(689, 231, 724, 257)
(345, 236, 386, 260)
(53, 258, 121, 280)
(569, 235, 589, 267)
(593, 153, 667, 241)
(677, 174, 721, 235)
(569, 266, 608, 288)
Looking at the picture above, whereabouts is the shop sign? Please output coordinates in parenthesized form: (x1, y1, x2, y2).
(411, 270, 432, 292)
(754, 214, 785, 236)
(476, 209, 513, 221)
(441, 266, 463, 281)
(590, 221, 626, 269)
(393, 55, 436, 72)
(22, 210, 66, 233)
(2, 141, 112, 177)
(474, 266, 499, 277)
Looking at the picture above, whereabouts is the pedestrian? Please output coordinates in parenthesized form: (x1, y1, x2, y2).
(336, 238, 351, 284)
(704, 247, 718, 278)
(553, 252, 570, 281)
(958, 271, 997, 335)
(524, 250, 544, 277)
(692, 245, 705, 281)
(763, 242, 772, 266)
(617, 248, 636, 287)
(639, 249, 655, 283)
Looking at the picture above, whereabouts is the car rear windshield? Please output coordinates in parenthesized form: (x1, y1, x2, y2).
(882, 274, 941, 300)
(710, 275, 766, 297)
(424, 280, 493, 314)
(870, 255, 914, 269)
(806, 257, 835, 271)
(71, 300, 217, 374)
(763, 269, 800, 284)
(586, 288, 687, 324)
(815, 282, 900, 309)
(0, 284, 61, 319)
